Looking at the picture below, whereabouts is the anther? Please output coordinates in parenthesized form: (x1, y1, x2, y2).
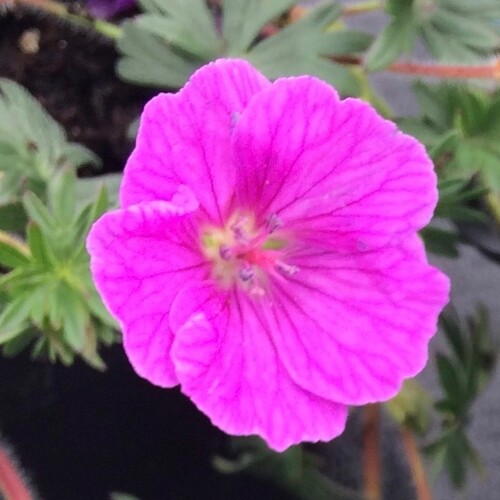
(275, 261, 299, 277)
(219, 245, 232, 260)
(239, 265, 254, 282)
(230, 217, 249, 243)
(265, 213, 283, 233)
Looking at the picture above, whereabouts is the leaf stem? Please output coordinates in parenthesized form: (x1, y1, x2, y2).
(329, 55, 500, 80)
(363, 404, 382, 500)
(401, 426, 433, 500)
(5, 0, 122, 40)
(387, 59, 500, 79)
(343, 0, 382, 16)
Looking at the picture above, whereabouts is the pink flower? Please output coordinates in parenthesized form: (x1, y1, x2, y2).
(87, 59, 449, 451)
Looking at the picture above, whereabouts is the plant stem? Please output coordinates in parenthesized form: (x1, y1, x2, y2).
(5, 0, 122, 39)
(0, 445, 33, 500)
(363, 404, 382, 500)
(329, 54, 500, 80)
(343, 0, 382, 16)
(388, 59, 500, 79)
(401, 426, 433, 500)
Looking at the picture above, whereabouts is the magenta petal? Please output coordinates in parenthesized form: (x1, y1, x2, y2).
(87, 192, 208, 387)
(260, 235, 450, 405)
(169, 282, 348, 451)
(121, 59, 271, 224)
(232, 76, 437, 248)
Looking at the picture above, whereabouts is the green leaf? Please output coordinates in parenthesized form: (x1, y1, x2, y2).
(86, 291, 118, 329)
(436, 353, 466, 409)
(118, 2, 361, 96)
(0, 294, 33, 342)
(430, 7, 498, 53)
(59, 143, 101, 170)
(440, 312, 467, 363)
(27, 222, 55, 267)
(56, 283, 88, 351)
(22, 191, 57, 235)
(0, 79, 100, 196)
(117, 21, 203, 88)
(135, 0, 220, 59)
(364, 15, 416, 71)
(247, 4, 360, 95)
(223, 0, 298, 53)
(48, 168, 76, 225)
(0, 201, 28, 232)
(0, 265, 46, 293)
(76, 174, 120, 210)
(1, 327, 36, 356)
(457, 88, 489, 136)
(318, 30, 374, 56)
(413, 82, 453, 130)
(0, 236, 30, 268)
(420, 226, 459, 258)
(445, 430, 469, 489)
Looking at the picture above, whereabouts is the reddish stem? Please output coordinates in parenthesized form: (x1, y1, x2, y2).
(363, 404, 382, 500)
(0, 446, 32, 500)
(328, 55, 500, 80)
(388, 59, 500, 79)
(401, 427, 433, 500)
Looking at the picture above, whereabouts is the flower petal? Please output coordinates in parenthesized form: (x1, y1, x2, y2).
(121, 59, 271, 224)
(232, 76, 437, 249)
(169, 282, 348, 451)
(87, 192, 208, 387)
(261, 235, 450, 405)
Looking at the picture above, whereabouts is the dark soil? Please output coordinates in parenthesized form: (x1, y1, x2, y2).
(0, 7, 154, 174)
(0, 347, 285, 500)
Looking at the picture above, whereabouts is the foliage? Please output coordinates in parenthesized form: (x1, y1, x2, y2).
(424, 306, 497, 489)
(400, 82, 500, 193)
(0, 81, 118, 368)
(213, 436, 364, 500)
(365, 0, 500, 71)
(117, 0, 372, 95)
(0, 79, 99, 206)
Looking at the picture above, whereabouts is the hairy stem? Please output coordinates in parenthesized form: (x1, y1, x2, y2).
(401, 426, 433, 500)
(363, 404, 382, 500)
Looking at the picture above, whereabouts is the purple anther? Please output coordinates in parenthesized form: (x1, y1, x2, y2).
(265, 213, 283, 233)
(219, 245, 232, 260)
(239, 265, 254, 282)
(275, 261, 299, 277)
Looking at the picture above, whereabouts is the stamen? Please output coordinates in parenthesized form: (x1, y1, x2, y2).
(265, 213, 283, 233)
(219, 245, 232, 260)
(230, 217, 250, 244)
(239, 265, 254, 282)
(275, 260, 299, 277)
(203, 212, 296, 296)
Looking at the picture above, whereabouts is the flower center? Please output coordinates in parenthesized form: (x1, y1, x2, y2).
(201, 214, 298, 296)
